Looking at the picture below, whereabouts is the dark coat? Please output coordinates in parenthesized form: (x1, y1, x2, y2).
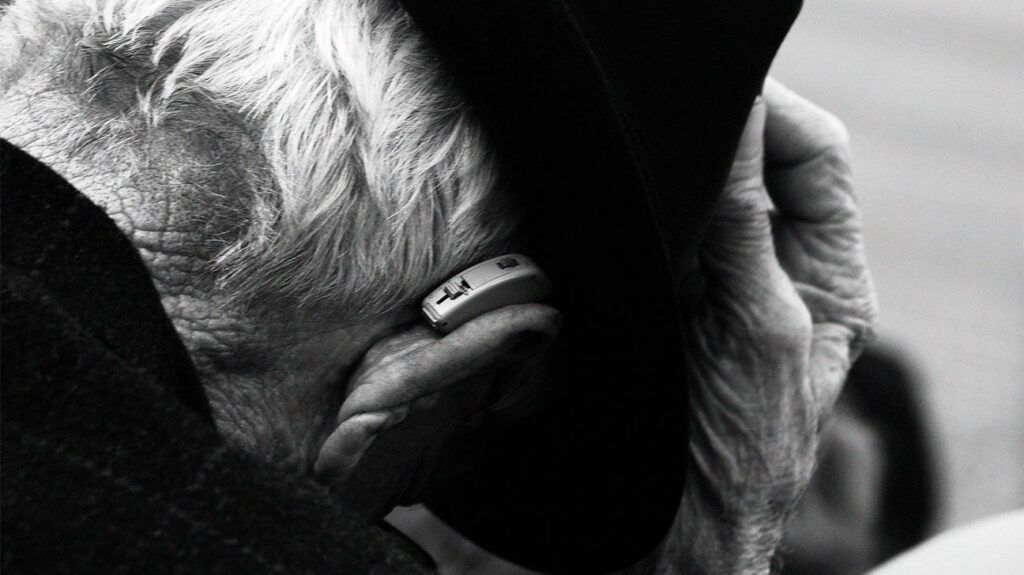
(1, 0, 799, 572)
(1, 140, 435, 574)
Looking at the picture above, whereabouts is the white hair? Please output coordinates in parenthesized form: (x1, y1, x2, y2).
(1, 0, 518, 319)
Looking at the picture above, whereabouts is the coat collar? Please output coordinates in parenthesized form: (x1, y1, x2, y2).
(1, 138, 212, 420)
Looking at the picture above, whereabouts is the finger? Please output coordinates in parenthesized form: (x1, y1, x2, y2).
(336, 303, 560, 424)
(763, 79, 877, 365)
(702, 98, 781, 281)
(762, 77, 857, 224)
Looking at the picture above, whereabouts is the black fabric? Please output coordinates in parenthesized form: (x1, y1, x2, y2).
(399, 1, 801, 572)
(0, 140, 434, 575)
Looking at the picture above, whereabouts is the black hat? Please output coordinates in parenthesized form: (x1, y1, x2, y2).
(391, 1, 804, 572)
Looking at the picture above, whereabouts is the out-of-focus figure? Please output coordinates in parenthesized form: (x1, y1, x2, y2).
(782, 345, 939, 575)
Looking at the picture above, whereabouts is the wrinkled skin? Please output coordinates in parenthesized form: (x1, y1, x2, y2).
(380, 81, 877, 575)
(1, 28, 875, 574)
(621, 79, 876, 574)
(0, 44, 561, 485)
(0, 62, 391, 472)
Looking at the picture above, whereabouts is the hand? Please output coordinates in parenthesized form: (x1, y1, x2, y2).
(647, 79, 877, 574)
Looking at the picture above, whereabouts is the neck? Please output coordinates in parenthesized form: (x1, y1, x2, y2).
(0, 75, 416, 473)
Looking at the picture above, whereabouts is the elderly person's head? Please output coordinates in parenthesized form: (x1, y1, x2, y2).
(0, 0, 549, 489)
(3, 1, 882, 571)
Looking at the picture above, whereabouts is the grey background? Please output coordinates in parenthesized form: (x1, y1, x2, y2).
(771, 0, 1023, 528)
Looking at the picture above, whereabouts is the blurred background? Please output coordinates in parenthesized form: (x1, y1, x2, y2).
(771, 0, 1023, 534)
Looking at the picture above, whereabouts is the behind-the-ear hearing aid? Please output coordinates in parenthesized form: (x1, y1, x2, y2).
(421, 254, 551, 334)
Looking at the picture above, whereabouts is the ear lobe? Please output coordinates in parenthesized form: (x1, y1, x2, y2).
(312, 304, 560, 508)
(334, 304, 560, 424)
(313, 410, 396, 486)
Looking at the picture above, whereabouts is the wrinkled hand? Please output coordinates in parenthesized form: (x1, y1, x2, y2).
(315, 78, 876, 573)
(653, 79, 877, 575)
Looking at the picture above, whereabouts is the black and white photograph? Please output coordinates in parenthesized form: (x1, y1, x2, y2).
(1, 0, 1020, 573)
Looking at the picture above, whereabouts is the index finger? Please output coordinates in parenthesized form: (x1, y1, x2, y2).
(762, 77, 857, 224)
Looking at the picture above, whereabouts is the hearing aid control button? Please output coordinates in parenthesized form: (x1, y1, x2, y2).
(444, 285, 465, 300)
(496, 257, 519, 270)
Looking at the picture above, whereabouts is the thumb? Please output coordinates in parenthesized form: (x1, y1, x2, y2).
(702, 98, 778, 281)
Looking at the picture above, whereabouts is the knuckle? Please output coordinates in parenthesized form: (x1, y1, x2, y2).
(821, 111, 851, 149)
(738, 289, 812, 352)
(816, 117, 853, 176)
(799, 108, 852, 172)
(854, 291, 880, 346)
(776, 304, 814, 349)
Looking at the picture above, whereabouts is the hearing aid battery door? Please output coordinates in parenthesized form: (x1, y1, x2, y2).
(422, 254, 551, 334)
